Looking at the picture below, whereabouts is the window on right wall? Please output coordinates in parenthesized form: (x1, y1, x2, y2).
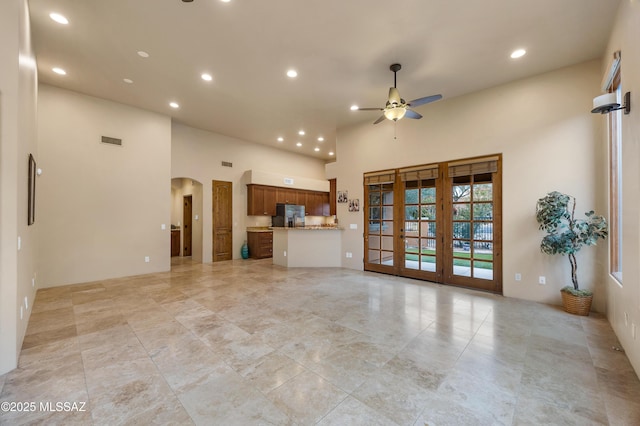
(609, 60, 623, 283)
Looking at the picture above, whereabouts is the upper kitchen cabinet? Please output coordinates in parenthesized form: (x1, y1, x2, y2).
(276, 187, 298, 205)
(247, 184, 277, 216)
(305, 191, 329, 216)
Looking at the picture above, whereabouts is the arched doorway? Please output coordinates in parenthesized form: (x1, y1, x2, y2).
(171, 178, 204, 262)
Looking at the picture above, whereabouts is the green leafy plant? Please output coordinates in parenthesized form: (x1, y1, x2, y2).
(535, 191, 608, 295)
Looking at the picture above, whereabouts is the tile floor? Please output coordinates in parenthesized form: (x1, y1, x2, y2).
(1, 258, 640, 425)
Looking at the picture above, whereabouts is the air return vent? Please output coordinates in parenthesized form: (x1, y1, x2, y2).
(221, 161, 233, 168)
(101, 136, 122, 146)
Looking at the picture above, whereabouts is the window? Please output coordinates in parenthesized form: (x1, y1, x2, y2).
(609, 59, 622, 283)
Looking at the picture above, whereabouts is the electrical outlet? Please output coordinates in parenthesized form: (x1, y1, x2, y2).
(625, 312, 629, 326)
(515, 273, 522, 281)
(538, 276, 546, 285)
(32, 277, 35, 287)
(161, 224, 166, 230)
(284, 251, 287, 257)
(24, 296, 28, 310)
(144, 256, 150, 263)
(346, 252, 352, 258)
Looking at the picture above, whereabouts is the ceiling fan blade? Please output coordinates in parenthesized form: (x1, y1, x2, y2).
(407, 94, 443, 108)
(388, 87, 401, 104)
(404, 109, 422, 119)
(357, 107, 384, 111)
(373, 115, 386, 124)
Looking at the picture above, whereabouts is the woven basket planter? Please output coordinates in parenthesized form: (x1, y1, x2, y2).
(561, 290, 593, 316)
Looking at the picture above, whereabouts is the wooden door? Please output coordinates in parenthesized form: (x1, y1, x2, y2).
(363, 156, 502, 294)
(364, 171, 397, 275)
(443, 157, 502, 293)
(213, 180, 233, 261)
(183, 195, 192, 256)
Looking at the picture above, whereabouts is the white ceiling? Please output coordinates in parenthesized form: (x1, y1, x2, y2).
(28, 0, 620, 161)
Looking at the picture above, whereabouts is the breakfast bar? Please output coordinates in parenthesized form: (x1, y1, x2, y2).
(271, 227, 343, 268)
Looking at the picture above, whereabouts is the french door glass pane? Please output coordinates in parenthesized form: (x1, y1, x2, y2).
(421, 255, 437, 271)
(368, 235, 380, 249)
(473, 183, 492, 201)
(453, 259, 471, 276)
(473, 203, 492, 220)
(421, 187, 436, 203)
(382, 221, 394, 235)
(473, 260, 493, 280)
(421, 222, 436, 238)
(422, 205, 436, 219)
(382, 206, 394, 219)
(453, 203, 470, 219)
(453, 184, 471, 202)
(405, 206, 419, 219)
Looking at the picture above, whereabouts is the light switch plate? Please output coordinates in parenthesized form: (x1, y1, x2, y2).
(161, 224, 166, 230)
(349, 224, 357, 230)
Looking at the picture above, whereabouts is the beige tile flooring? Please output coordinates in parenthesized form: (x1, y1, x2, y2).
(1, 257, 640, 425)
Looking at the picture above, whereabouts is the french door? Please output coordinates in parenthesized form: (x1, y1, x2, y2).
(364, 155, 502, 293)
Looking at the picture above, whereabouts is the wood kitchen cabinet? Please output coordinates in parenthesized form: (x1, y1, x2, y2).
(304, 191, 329, 216)
(277, 187, 306, 205)
(247, 185, 277, 216)
(171, 230, 180, 257)
(247, 184, 330, 216)
(247, 231, 273, 259)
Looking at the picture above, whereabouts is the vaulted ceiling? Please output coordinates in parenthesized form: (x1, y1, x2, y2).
(28, 0, 620, 161)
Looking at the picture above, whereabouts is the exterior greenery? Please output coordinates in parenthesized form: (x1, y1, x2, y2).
(535, 191, 608, 294)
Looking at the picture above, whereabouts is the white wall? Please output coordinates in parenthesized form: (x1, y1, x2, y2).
(604, 0, 640, 378)
(332, 60, 605, 308)
(0, 0, 38, 375)
(171, 123, 327, 262)
(37, 85, 172, 287)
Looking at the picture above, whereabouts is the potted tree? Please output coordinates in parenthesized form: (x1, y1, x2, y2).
(535, 191, 608, 315)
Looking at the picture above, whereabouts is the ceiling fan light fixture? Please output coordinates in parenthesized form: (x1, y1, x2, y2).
(384, 106, 406, 121)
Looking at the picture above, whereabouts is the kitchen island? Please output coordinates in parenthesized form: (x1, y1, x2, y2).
(272, 227, 343, 268)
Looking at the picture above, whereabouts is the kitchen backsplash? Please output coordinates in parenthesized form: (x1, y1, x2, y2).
(248, 215, 335, 227)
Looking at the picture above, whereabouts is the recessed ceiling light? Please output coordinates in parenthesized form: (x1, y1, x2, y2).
(287, 69, 298, 78)
(137, 50, 150, 58)
(49, 13, 69, 25)
(298, 130, 305, 136)
(277, 137, 284, 142)
(328, 151, 334, 156)
(52, 67, 66, 75)
(201, 73, 213, 81)
(317, 137, 324, 142)
(314, 147, 320, 152)
(350, 105, 359, 111)
(510, 49, 526, 59)
(221, 0, 231, 2)
(169, 102, 180, 109)
(123, 78, 133, 84)
(296, 142, 302, 147)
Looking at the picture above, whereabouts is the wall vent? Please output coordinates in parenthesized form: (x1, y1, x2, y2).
(101, 136, 122, 146)
(221, 161, 233, 167)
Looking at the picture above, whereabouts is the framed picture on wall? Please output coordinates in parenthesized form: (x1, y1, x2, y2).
(28, 153, 36, 225)
(348, 199, 360, 212)
(337, 190, 348, 203)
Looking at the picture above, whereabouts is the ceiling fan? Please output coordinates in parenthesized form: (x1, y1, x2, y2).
(357, 63, 442, 124)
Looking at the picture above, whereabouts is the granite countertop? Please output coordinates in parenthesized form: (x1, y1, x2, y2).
(246, 227, 273, 233)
